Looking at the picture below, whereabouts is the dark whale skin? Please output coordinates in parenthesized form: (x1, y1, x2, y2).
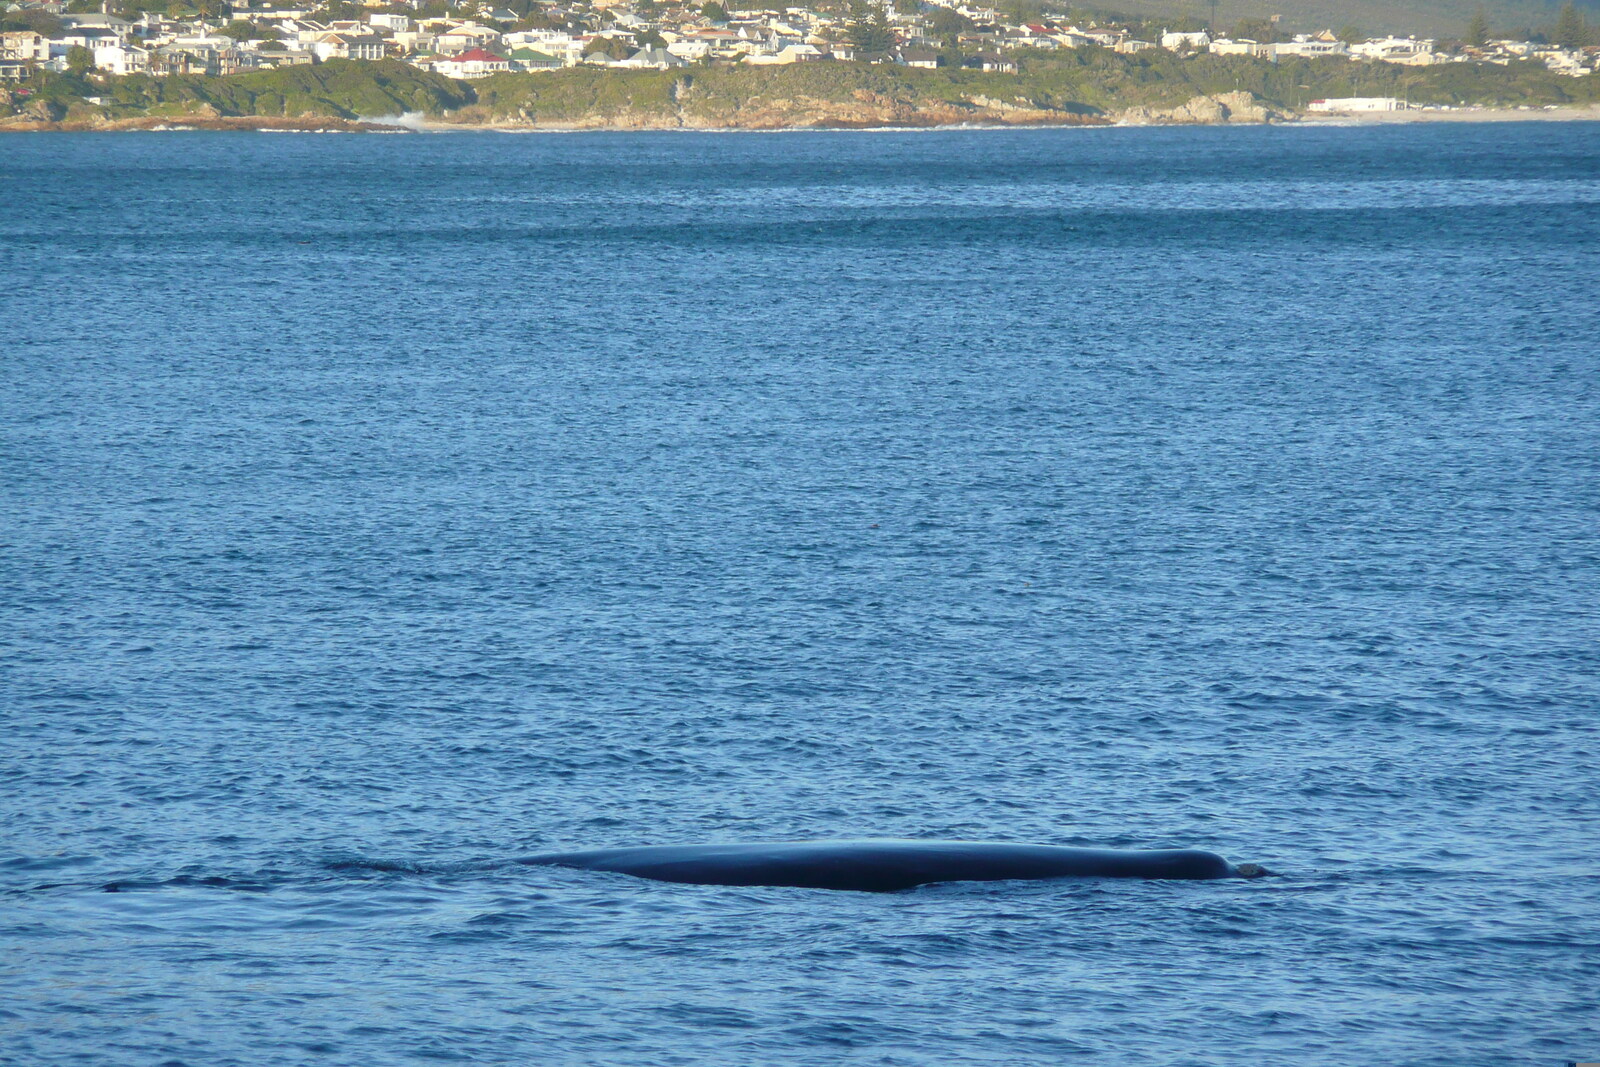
(517, 839, 1245, 892)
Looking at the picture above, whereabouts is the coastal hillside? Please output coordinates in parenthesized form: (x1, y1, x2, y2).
(6, 54, 1599, 130)
(8, 61, 470, 125)
(457, 50, 1600, 125)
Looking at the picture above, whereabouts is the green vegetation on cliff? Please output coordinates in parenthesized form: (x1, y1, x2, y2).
(1011, 47, 1600, 110)
(27, 60, 470, 122)
(8, 52, 1599, 129)
(458, 62, 1104, 125)
(460, 51, 1600, 124)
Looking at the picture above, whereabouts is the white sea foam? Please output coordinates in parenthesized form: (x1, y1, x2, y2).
(359, 110, 432, 131)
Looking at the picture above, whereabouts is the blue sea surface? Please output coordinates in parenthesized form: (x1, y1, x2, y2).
(3, 124, 1598, 1066)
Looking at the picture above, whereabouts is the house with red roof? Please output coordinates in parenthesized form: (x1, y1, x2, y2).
(434, 46, 510, 78)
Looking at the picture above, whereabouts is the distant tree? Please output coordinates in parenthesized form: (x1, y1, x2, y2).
(1230, 17, 1279, 42)
(926, 5, 972, 38)
(583, 34, 631, 58)
(635, 27, 666, 48)
(65, 44, 94, 76)
(315, 0, 363, 19)
(1554, 1, 1589, 47)
(0, 9, 64, 34)
(891, 0, 916, 13)
(1000, 0, 1042, 25)
(1466, 9, 1489, 46)
(847, 0, 892, 51)
(700, 1, 728, 22)
(1336, 24, 1362, 43)
(219, 18, 261, 38)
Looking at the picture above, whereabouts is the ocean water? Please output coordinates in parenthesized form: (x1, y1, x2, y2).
(3, 124, 1598, 1067)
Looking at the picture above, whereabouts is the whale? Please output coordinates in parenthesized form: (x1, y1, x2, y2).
(517, 839, 1270, 892)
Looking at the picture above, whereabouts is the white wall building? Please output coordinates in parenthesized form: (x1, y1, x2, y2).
(1307, 96, 1401, 112)
(1349, 36, 1433, 61)
(743, 42, 821, 63)
(1270, 38, 1347, 57)
(1210, 38, 1269, 57)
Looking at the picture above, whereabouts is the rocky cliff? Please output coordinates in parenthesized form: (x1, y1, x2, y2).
(1115, 91, 1287, 125)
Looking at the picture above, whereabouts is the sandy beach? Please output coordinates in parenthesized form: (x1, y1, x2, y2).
(1297, 103, 1600, 123)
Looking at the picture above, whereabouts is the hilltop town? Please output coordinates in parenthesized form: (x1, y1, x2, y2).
(4, 0, 1598, 84)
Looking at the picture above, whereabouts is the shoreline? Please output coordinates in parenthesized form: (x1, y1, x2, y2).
(5, 104, 1600, 133)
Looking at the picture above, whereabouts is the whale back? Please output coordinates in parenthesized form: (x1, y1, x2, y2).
(518, 840, 1241, 891)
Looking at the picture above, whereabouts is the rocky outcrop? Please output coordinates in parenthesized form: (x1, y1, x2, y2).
(25, 98, 67, 123)
(439, 91, 1104, 131)
(685, 90, 1096, 129)
(1116, 91, 1286, 125)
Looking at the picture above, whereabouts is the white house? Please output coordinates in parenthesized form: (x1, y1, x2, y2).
(507, 47, 563, 70)
(1270, 35, 1347, 57)
(59, 13, 134, 33)
(1349, 36, 1435, 63)
(93, 42, 149, 74)
(963, 50, 1015, 71)
(1160, 30, 1210, 50)
(501, 29, 582, 64)
(168, 32, 235, 52)
(1535, 47, 1589, 74)
(389, 30, 436, 53)
(313, 32, 387, 60)
(0, 31, 51, 63)
(616, 46, 686, 68)
(1492, 39, 1538, 56)
(1210, 38, 1269, 57)
(54, 27, 126, 54)
(666, 38, 712, 59)
(1072, 26, 1123, 46)
(435, 23, 500, 53)
(743, 42, 821, 63)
